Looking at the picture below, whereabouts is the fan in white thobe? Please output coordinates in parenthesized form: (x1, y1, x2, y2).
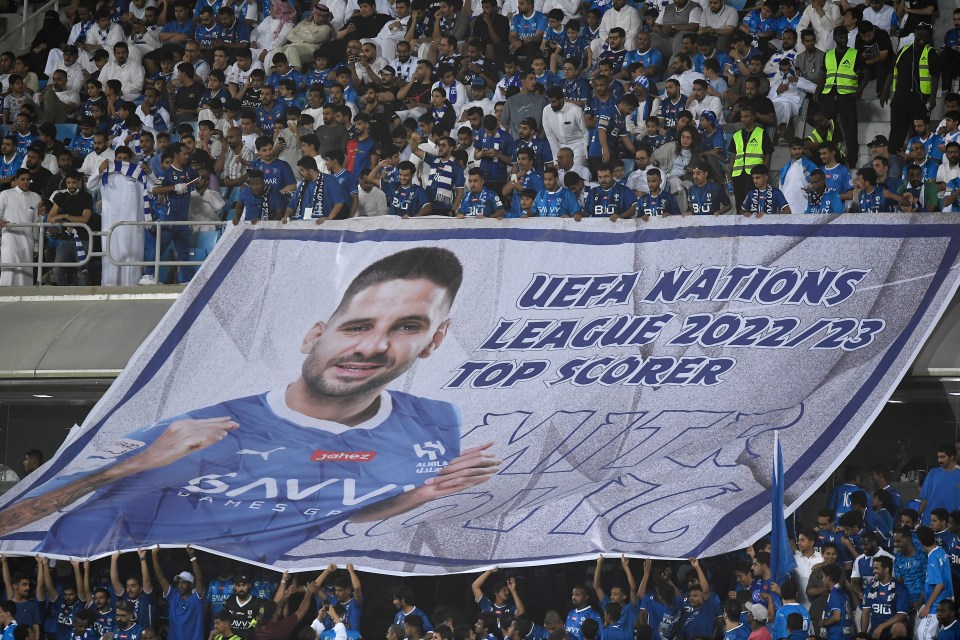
(87, 159, 152, 286)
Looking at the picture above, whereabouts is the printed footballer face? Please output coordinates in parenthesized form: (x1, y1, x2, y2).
(300, 279, 453, 398)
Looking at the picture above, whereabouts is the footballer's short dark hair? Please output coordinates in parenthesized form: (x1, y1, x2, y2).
(338, 248, 463, 314)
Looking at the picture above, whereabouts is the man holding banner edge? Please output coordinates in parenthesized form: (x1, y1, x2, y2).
(0, 247, 500, 563)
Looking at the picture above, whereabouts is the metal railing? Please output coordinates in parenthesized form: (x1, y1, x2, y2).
(0, 220, 229, 286)
(0, 0, 59, 52)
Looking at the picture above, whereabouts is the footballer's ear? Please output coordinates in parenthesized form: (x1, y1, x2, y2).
(418, 318, 451, 359)
(301, 321, 327, 354)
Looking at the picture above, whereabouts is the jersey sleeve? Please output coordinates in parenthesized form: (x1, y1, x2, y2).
(895, 585, 911, 614)
(563, 190, 580, 214)
(478, 595, 493, 611)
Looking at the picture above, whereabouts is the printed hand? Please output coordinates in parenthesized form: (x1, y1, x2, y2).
(134, 417, 238, 470)
(412, 443, 500, 499)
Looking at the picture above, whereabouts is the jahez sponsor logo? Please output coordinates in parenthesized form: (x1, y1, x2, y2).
(311, 450, 376, 462)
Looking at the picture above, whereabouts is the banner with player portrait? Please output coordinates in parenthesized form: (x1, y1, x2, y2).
(1, 215, 959, 574)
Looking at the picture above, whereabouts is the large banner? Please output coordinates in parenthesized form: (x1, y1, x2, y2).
(2, 215, 960, 574)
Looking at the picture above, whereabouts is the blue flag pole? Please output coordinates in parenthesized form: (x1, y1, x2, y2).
(771, 431, 797, 584)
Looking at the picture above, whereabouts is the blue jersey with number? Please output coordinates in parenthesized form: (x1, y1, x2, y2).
(383, 182, 430, 217)
(533, 187, 580, 217)
(29, 390, 461, 563)
(459, 188, 503, 217)
(862, 580, 910, 631)
(687, 182, 730, 215)
(566, 606, 603, 640)
(588, 109, 627, 157)
(584, 183, 637, 217)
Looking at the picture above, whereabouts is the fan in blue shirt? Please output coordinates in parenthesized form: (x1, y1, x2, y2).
(566, 587, 603, 640)
(583, 163, 638, 220)
(252, 136, 297, 194)
(892, 528, 927, 606)
(687, 162, 732, 215)
(459, 168, 506, 218)
(153, 548, 206, 640)
(370, 160, 432, 218)
(38, 557, 86, 640)
(267, 56, 305, 94)
(109, 551, 155, 630)
(472, 569, 520, 620)
(937, 601, 960, 640)
(1, 247, 497, 564)
(722, 601, 750, 640)
(640, 567, 683, 640)
(770, 581, 811, 640)
(601, 604, 631, 640)
(637, 169, 681, 217)
(741, 165, 790, 215)
(504, 152, 544, 218)
(476, 117, 515, 184)
(680, 584, 722, 640)
(803, 170, 845, 214)
(533, 167, 582, 217)
(235, 170, 287, 222)
(919, 526, 955, 618)
(284, 157, 351, 221)
(821, 565, 854, 640)
(315, 564, 364, 633)
(256, 88, 286, 132)
(112, 602, 144, 640)
(594, 556, 639, 631)
(860, 556, 909, 639)
(392, 585, 434, 632)
(510, 3, 548, 43)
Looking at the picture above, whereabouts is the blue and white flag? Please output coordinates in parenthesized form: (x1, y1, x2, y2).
(771, 432, 797, 584)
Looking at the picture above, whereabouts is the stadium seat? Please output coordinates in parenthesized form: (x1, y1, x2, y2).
(192, 230, 220, 253)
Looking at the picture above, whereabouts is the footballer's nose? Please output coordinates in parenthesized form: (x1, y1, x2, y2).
(354, 329, 390, 356)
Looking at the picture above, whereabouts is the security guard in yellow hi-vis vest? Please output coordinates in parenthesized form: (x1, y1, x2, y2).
(818, 26, 862, 169)
(726, 105, 772, 210)
(879, 22, 941, 155)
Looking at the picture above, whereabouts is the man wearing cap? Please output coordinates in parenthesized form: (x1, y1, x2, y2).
(880, 23, 940, 154)
(221, 574, 262, 639)
(151, 547, 205, 640)
(818, 27, 861, 168)
(747, 604, 771, 640)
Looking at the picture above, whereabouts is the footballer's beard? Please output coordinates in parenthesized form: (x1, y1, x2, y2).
(301, 350, 411, 399)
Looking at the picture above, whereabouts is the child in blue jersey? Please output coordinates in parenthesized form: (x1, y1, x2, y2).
(369, 160, 432, 218)
(638, 169, 680, 217)
(0, 248, 501, 563)
(722, 600, 750, 640)
(820, 564, 854, 640)
(459, 168, 506, 218)
(640, 563, 683, 640)
(582, 163, 638, 221)
(532, 166, 582, 217)
(392, 585, 434, 631)
(803, 170, 845, 214)
(314, 564, 364, 633)
(566, 587, 603, 640)
(918, 525, 956, 640)
(555, 21, 592, 71)
(686, 161, 732, 215)
(741, 164, 790, 216)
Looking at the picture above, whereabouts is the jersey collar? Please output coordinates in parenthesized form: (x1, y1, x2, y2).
(265, 388, 393, 434)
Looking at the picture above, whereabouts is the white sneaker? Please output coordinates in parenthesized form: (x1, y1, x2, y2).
(139, 275, 158, 285)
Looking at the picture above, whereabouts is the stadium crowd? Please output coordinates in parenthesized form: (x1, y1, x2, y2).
(1, 444, 960, 640)
(0, 0, 954, 286)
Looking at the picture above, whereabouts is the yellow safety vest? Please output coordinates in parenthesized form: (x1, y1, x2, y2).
(732, 127, 765, 177)
(892, 44, 933, 95)
(806, 121, 845, 154)
(823, 48, 859, 95)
